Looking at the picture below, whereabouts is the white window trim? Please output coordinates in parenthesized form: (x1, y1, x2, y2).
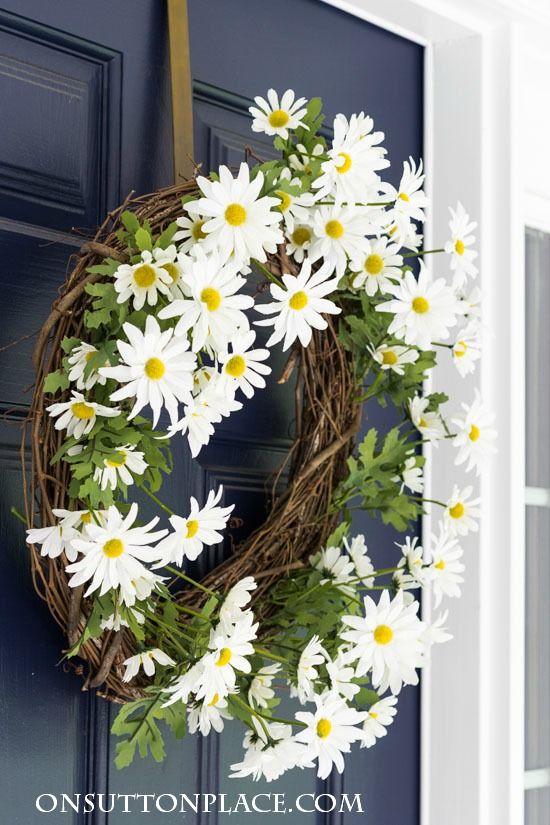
(319, 2, 546, 824)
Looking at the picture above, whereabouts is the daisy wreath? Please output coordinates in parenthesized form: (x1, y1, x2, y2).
(22, 89, 496, 782)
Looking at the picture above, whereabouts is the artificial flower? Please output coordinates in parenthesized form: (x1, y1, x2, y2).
(309, 205, 370, 278)
(47, 391, 120, 440)
(93, 444, 148, 491)
(293, 634, 327, 704)
(26, 508, 91, 562)
(377, 263, 463, 350)
(113, 250, 173, 310)
(255, 259, 341, 350)
(67, 342, 108, 391)
(219, 330, 271, 398)
(230, 722, 311, 782)
(219, 576, 257, 629)
(343, 534, 375, 587)
(295, 693, 367, 779)
(380, 156, 429, 223)
(394, 535, 428, 590)
(196, 612, 258, 704)
(185, 163, 283, 265)
(154, 486, 233, 566)
(408, 394, 446, 442)
(444, 484, 481, 536)
(173, 214, 209, 255)
(158, 249, 253, 353)
(452, 320, 481, 377)
(396, 454, 424, 494)
(66, 503, 167, 602)
(369, 342, 419, 375)
(286, 223, 314, 262)
(351, 237, 403, 296)
(188, 694, 232, 736)
(249, 89, 308, 139)
(122, 648, 175, 683)
(360, 695, 398, 748)
(310, 544, 356, 594)
(100, 315, 196, 427)
(341, 589, 425, 695)
(326, 651, 360, 701)
(444, 201, 478, 289)
(248, 663, 280, 708)
(452, 391, 497, 474)
(428, 525, 465, 607)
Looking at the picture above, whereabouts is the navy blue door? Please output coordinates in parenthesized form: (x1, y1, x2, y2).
(0, 2, 423, 823)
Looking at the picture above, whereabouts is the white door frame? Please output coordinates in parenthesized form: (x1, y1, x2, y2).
(319, 2, 547, 824)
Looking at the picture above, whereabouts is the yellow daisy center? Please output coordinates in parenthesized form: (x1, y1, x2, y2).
(388, 224, 398, 236)
(325, 219, 344, 239)
(455, 239, 465, 256)
(268, 109, 290, 128)
(374, 624, 394, 645)
(365, 253, 384, 275)
(144, 357, 166, 380)
(225, 355, 246, 378)
(291, 226, 311, 246)
(85, 351, 95, 363)
(336, 152, 352, 174)
(434, 560, 446, 570)
(192, 220, 208, 240)
(216, 647, 232, 667)
(208, 693, 220, 707)
(103, 538, 124, 558)
(161, 262, 179, 283)
(369, 711, 378, 719)
(224, 203, 247, 226)
(133, 264, 157, 289)
(455, 340, 467, 357)
(289, 290, 308, 310)
(200, 287, 222, 311)
(80, 512, 92, 524)
(71, 402, 95, 420)
(412, 296, 430, 314)
(449, 502, 465, 519)
(398, 192, 410, 202)
(418, 417, 428, 428)
(186, 519, 199, 539)
(382, 350, 398, 366)
(275, 190, 292, 212)
(469, 424, 480, 442)
(106, 450, 127, 468)
(316, 718, 332, 739)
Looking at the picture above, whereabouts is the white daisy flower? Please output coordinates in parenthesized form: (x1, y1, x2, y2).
(113, 249, 173, 310)
(163, 661, 206, 708)
(286, 223, 314, 263)
(248, 663, 280, 708)
(100, 315, 196, 427)
(188, 694, 232, 736)
(272, 169, 316, 233)
(158, 250, 253, 353)
(196, 612, 258, 704)
(93, 444, 147, 491)
(230, 722, 312, 783)
(148, 244, 186, 297)
(310, 544, 356, 594)
(422, 610, 453, 647)
(408, 394, 445, 442)
(395, 454, 424, 494)
(326, 651, 360, 701)
(377, 263, 464, 351)
(219, 330, 271, 399)
(219, 576, 257, 629)
(380, 156, 429, 223)
(154, 486, 233, 566)
(185, 163, 283, 265)
(67, 342, 108, 391)
(122, 648, 175, 683)
(100, 606, 145, 632)
(249, 88, 308, 139)
(47, 391, 120, 440)
(66, 503, 167, 602)
(452, 320, 481, 377)
(429, 525, 465, 607)
(394, 535, 428, 590)
(444, 484, 480, 536)
(255, 259, 341, 351)
(312, 112, 388, 204)
(343, 534, 375, 587)
(293, 634, 327, 704)
(169, 374, 242, 457)
(26, 507, 90, 562)
(289, 141, 324, 175)
(444, 201, 478, 289)
(309, 205, 370, 278)
(341, 589, 425, 695)
(351, 237, 403, 296)
(451, 391, 497, 474)
(361, 695, 398, 748)
(295, 693, 367, 779)
(173, 214, 209, 255)
(369, 342, 419, 375)
(122, 571, 165, 607)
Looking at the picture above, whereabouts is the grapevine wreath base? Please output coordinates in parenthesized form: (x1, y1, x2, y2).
(22, 180, 360, 703)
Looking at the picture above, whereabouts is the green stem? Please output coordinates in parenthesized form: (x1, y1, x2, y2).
(402, 248, 445, 258)
(165, 565, 218, 598)
(137, 482, 175, 517)
(11, 506, 27, 525)
(252, 258, 284, 288)
(254, 646, 291, 665)
(358, 369, 385, 402)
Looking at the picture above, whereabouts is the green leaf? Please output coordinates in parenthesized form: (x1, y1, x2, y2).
(43, 369, 69, 395)
(155, 222, 178, 249)
(112, 691, 169, 769)
(121, 210, 140, 233)
(325, 520, 350, 549)
(135, 227, 152, 252)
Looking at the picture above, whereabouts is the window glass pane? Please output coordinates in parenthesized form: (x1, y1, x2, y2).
(526, 228, 550, 487)
(525, 506, 550, 770)
(526, 787, 550, 825)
